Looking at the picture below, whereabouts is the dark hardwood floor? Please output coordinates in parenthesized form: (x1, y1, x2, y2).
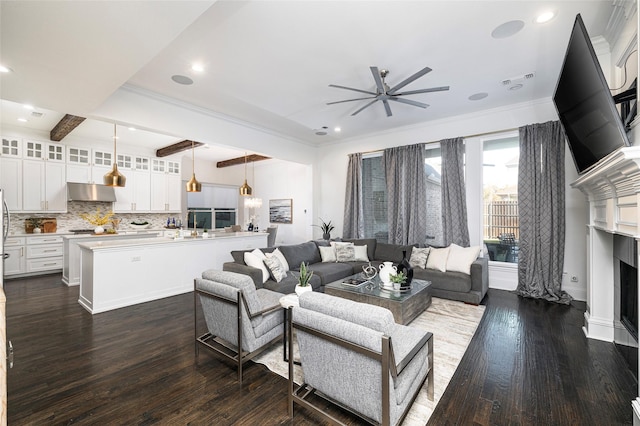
(4, 274, 637, 425)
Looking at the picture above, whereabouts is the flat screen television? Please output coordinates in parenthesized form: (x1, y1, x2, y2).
(553, 14, 631, 174)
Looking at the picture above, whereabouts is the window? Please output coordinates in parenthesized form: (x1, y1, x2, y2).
(424, 145, 444, 247)
(482, 136, 519, 263)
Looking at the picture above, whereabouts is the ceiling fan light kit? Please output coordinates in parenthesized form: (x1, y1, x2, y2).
(328, 66, 450, 117)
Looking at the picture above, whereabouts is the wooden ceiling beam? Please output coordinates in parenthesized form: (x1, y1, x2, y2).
(156, 140, 205, 157)
(50, 114, 86, 141)
(216, 154, 271, 168)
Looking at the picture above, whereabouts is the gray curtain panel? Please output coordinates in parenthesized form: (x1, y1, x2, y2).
(343, 153, 364, 238)
(383, 144, 427, 245)
(440, 138, 470, 246)
(516, 121, 572, 304)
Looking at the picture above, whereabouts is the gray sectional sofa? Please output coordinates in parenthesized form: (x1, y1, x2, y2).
(222, 238, 488, 304)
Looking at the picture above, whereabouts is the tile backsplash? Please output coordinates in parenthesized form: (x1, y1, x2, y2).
(7, 202, 183, 234)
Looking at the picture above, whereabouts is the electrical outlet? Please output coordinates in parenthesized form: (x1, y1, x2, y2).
(132, 256, 141, 262)
(571, 275, 578, 282)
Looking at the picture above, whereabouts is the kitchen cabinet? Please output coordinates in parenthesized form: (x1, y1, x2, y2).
(26, 235, 63, 274)
(24, 140, 64, 162)
(150, 159, 181, 212)
(113, 155, 151, 213)
(90, 149, 114, 184)
(21, 160, 67, 212)
(3, 237, 26, 276)
(65, 146, 91, 183)
(1, 137, 21, 157)
(0, 158, 22, 211)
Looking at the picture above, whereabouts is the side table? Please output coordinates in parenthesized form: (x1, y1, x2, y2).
(279, 294, 299, 363)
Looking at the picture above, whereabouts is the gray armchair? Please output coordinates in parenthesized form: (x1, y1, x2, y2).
(194, 269, 284, 384)
(288, 292, 433, 426)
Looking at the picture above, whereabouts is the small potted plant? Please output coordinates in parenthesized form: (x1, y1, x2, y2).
(313, 218, 335, 240)
(202, 229, 209, 239)
(296, 261, 314, 296)
(80, 208, 114, 234)
(27, 218, 42, 233)
(389, 271, 407, 291)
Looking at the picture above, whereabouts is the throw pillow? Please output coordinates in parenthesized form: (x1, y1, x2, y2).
(446, 244, 481, 275)
(426, 246, 450, 272)
(319, 246, 337, 263)
(271, 247, 289, 271)
(353, 245, 369, 262)
(409, 247, 431, 268)
(263, 254, 287, 282)
(332, 242, 356, 262)
(244, 249, 270, 283)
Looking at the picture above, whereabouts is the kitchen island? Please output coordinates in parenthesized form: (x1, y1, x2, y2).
(77, 232, 267, 314)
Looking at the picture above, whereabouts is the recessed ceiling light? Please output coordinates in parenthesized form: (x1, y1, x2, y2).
(17, 118, 27, 122)
(509, 84, 524, 91)
(0, 65, 12, 73)
(171, 74, 194, 85)
(334, 127, 341, 132)
(536, 11, 555, 24)
(23, 104, 34, 110)
(491, 20, 525, 39)
(191, 63, 204, 73)
(468, 92, 488, 101)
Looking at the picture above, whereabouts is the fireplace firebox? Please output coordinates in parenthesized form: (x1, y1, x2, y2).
(613, 234, 639, 378)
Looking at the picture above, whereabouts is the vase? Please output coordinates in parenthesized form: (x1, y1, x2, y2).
(94, 226, 105, 235)
(379, 261, 396, 288)
(323, 232, 330, 241)
(396, 250, 413, 289)
(295, 284, 313, 296)
(33, 228, 41, 234)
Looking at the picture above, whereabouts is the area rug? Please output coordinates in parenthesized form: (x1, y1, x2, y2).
(253, 297, 486, 425)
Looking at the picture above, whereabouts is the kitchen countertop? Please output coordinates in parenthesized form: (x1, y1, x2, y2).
(77, 232, 266, 251)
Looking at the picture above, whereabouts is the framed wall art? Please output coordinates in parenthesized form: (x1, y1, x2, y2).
(269, 199, 293, 224)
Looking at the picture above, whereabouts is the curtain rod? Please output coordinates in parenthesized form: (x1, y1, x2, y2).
(351, 126, 520, 156)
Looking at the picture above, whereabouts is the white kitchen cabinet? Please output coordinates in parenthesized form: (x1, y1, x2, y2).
(24, 140, 64, 162)
(150, 159, 181, 212)
(1, 137, 21, 157)
(3, 237, 26, 276)
(26, 235, 63, 274)
(21, 160, 67, 212)
(0, 157, 22, 211)
(66, 146, 91, 183)
(113, 155, 151, 213)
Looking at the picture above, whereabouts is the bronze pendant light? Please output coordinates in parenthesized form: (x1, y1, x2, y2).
(103, 123, 127, 187)
(239, 152, 252, 196)
(186, 140, 201, 192)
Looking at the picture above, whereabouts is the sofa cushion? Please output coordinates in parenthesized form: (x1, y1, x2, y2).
(409, 247, 430, 268)
(446, 244, 480, 275)
(279, 241, 322, 269)
(264, 254, 287, 282)
(343, 238, 377, 262)
(244, 249, 270, 283)
(231, 247, 276, 264)
(306, 262, 354, 285)
(374, 242, 415, 263)
(426, 246, 450, 272)
(319, 246, 337, 263)
(413, 267, 472, 293)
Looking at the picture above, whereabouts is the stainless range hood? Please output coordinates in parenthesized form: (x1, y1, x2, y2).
(67, 183, 117, 202)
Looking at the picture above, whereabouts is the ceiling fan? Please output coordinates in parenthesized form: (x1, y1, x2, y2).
(327, 66, 449, 117)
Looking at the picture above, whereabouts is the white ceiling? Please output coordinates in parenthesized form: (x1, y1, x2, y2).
(0, 1, 625, 162)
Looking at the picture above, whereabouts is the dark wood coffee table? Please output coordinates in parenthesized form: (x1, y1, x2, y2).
(325, 274, 431, 325)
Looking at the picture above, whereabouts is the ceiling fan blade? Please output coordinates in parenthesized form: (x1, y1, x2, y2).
(370, 66, 385, 93)
(389, 97, 429, 108)
(394, 86, 450, 96)
(326, 96, 377, 105)
(329, 84, 377, 96)
(351, 99, 379, 116)
(387, 66, 432, 95)
(382, 100, 392, 117)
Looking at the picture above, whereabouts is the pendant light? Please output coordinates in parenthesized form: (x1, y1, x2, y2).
(186, 140, 202, 192)
(245, 161, 262, 208)
(103, 123, 127, 187)
(239, 152, 252, 196)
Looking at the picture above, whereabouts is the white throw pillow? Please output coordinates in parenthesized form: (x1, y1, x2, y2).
(409, 247, 431, 268)
(270, 247, 289, 271)
(353, 245, 369, 262)
(244, 249, 270, 283)
(319, 246, 337, 263)
(426, 246, 450, 272)
(332, 242, 356, 262)
(446, 244, 481, 275)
